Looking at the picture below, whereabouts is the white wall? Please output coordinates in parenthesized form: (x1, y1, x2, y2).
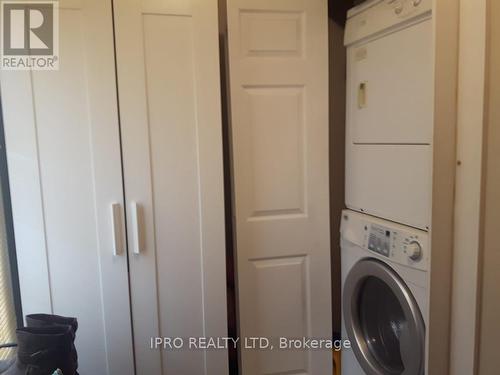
(477, 0, 500, 373)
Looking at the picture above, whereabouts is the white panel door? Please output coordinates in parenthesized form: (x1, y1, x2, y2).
(226, 0, 332, 374)
(113, 1, 228, 374)
(0, 1, 134, 374)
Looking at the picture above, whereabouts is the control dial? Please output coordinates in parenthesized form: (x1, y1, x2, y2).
(407, 241, 422, 261)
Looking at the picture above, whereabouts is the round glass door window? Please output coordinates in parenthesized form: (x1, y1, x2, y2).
(343, 260, 425, 375)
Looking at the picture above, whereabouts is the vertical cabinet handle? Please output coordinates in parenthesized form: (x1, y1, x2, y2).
(358, 81, 367, 109)
(111, 203, 123, 256)
(131, 202, 142, 255)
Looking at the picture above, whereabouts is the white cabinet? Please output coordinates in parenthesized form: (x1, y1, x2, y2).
(113, 0, 228, 373)
(0, 0, 227, 374)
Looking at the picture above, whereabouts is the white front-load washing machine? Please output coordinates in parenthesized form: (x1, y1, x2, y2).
(340, 210, 429, 375)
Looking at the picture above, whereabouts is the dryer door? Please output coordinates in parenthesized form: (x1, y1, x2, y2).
(343, 259, 425, 375)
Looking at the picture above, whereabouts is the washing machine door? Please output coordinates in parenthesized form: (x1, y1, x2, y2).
(343, 258, 425, 375)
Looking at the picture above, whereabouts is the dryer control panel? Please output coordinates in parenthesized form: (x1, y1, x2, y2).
(341, 209, 429, 271)
(345, 0, 432, 47)
(385, 0, 428, 19)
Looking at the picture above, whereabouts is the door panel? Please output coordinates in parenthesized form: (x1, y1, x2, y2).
(248, 256, 309, 374)
(244, 85, 305, 216)
(113, 1, 228, 374)
(0, 1, 134, 373)
(226, 0, 332, 373)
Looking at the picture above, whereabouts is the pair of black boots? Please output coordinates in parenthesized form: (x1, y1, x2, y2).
(1, 314, 78, 375)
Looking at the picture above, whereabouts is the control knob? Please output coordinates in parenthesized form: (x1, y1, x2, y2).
(407, 241, 422, 261)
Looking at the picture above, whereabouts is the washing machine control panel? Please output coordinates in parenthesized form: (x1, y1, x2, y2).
(366, 223, 428, 271)
(367, 225, 391, 257)
(341, 210, 429, 271)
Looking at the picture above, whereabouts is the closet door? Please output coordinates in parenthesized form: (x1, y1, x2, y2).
(226, 0, 332, 374)
(113, 1, 228, 374)
(0, 1, 134, 374)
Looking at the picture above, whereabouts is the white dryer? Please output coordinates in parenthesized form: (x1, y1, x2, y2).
(340, 210, 429, 375)
(344, 0, 433, 229)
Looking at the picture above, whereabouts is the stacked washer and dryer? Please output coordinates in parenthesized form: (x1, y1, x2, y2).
(341, 0, 433, 374)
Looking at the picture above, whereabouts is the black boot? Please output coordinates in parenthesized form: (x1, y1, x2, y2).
(25, 315, 77, 335)
(3, 326, 76, 375)
(25, 314, 78, 374)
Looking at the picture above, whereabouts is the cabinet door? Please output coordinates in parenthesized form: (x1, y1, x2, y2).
(226, 0, 332, 374)
(113, 1, 228, 374)
(0, 1, 134, 374)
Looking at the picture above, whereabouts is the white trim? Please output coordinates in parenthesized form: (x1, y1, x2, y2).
(450, 0, 487, 373)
